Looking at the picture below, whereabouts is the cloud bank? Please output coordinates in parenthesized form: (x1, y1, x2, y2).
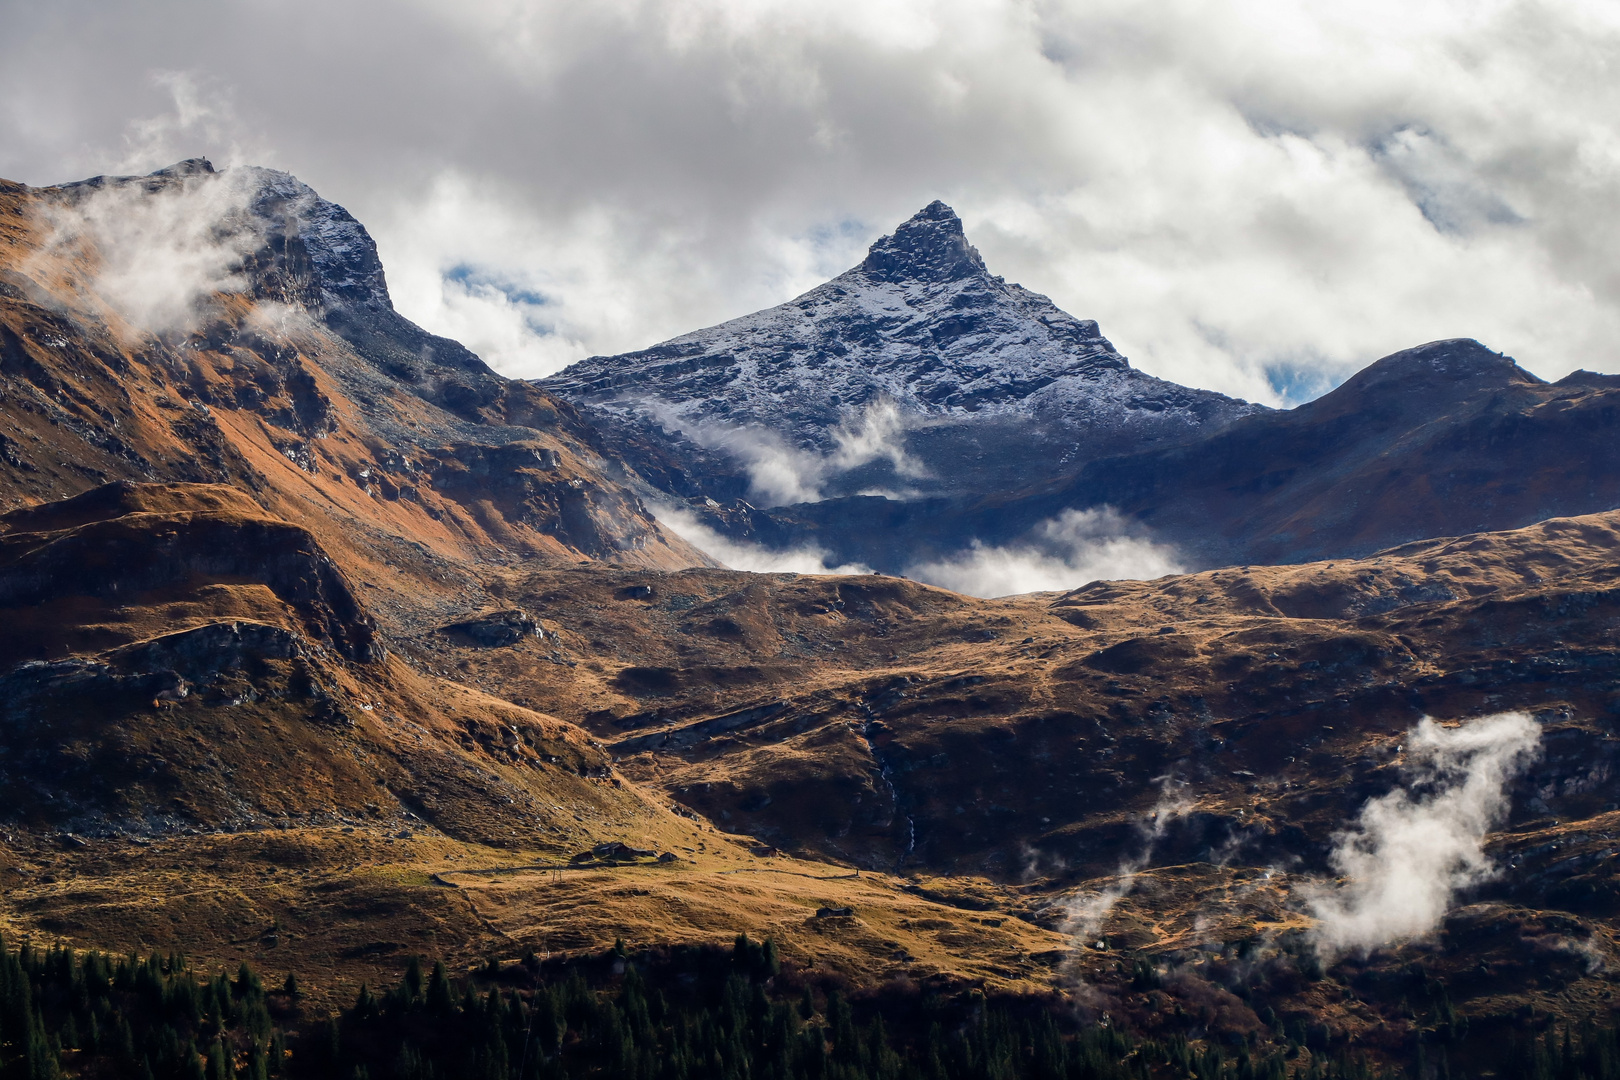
(655, 502, 1179, 597)
(651, 503, 871, 576)
(906, 508, 1184, 597)
(3, 2, 1620, 401)
(1307, 711, 1542, 957)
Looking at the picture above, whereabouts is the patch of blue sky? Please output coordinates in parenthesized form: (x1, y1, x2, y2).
(445, 263, 550, 309)
(798, 217, 876, 277)
(1265, 360, 1343, 407)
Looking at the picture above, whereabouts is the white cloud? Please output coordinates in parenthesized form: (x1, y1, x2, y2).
(1307, 711, 1542, 957)
(906, 508, 1184, 598)
(30, 166, 263, 336)
(828, 398, 927, 484)
(3, 2, 1620, 394)
(650, 502, 871, 575)
(636, 398, 926, 506)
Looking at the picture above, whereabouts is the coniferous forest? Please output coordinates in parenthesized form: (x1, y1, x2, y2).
(1, 931, 1616, 1080)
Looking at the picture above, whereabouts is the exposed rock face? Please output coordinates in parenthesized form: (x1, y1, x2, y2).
(542, 201, 1264, 501)
(0, 481, 383, 664)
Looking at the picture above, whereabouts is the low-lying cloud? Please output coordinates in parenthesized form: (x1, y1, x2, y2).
(1307, 711, 1543, 957)
(906, 508, 1184, 598)
(650, 398, 926, 506)
(651, 503, 870, 576)
(30, 166, 262, 336)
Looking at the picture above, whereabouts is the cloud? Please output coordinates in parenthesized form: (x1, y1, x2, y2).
(112, 70, 260, 176)
(827, 398, 927, 484)
(657, 500, 1179, 596)
(1307, 711, 1542, 957)
(641, 398, 925, 506)
(906, 507, 1184, 598)
(29, 166, 263, 336)
(4, 2, 1620, 395)
(693, 424, 828, 507)
(1062, 778, 1191, 943)
(650, 502, 871, 575)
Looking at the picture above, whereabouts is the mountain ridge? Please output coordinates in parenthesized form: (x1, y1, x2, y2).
(667, 335, 1620, 575)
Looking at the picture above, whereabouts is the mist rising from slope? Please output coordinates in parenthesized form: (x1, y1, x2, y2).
(1062, 780, 1191, 941)
(906, 508, 1185, 597)
(31, 167, 262, 335)
(1307, 711, 1542, 957)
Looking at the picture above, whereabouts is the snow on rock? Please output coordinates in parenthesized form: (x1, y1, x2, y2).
(541, 202, 1265, 499)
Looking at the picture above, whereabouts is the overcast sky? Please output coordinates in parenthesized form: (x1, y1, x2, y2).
(4, 0, 1618, 404)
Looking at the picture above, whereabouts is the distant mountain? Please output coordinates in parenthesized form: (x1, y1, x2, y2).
(543, 202, 1620, 574)
(737, 339, 1620, 572)
(1002, 337, 1620, 565)
(541, 201, 1264, 502)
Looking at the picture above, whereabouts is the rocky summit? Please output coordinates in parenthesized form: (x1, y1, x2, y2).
(3, 161, 1620, 1080)
(541, 201, 1264, 502)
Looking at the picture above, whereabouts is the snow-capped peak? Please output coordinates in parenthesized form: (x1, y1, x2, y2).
(858, 200, 986, 284)
(541, 202, 1265, 502)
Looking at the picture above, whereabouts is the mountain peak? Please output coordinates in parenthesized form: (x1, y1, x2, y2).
(1318, 338, 1542, 411)
(857, 200, 986, 284)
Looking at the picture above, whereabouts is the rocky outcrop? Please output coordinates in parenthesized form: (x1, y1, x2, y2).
(441, 609, 541, 647)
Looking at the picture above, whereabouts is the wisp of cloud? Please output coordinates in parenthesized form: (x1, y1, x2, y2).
(645, 397, 925, 507)
(1062, 779, 1191, 943)
(906, 507, 1184, 597)
(651, 502, 870, 576)
(1308, 711, 1542, 957)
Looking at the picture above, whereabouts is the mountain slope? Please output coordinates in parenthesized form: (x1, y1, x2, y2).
(8, 159, 1620, 1065)
(0, 480, 668, 849)
(0, 158, 710, 635)
(541, 201, 1264, 502)
(725, 338, 1620, 575)
(1036, 337, 1620, 565)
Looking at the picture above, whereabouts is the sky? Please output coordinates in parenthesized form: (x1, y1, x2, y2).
(4, 0, 1619, 406)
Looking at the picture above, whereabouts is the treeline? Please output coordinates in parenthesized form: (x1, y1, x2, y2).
(0, 933, 286, 1079)
(3, 929, 1602, 1080)
(1506, 1022, 1620, 1080)
(311, 936, 1163, 1080)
